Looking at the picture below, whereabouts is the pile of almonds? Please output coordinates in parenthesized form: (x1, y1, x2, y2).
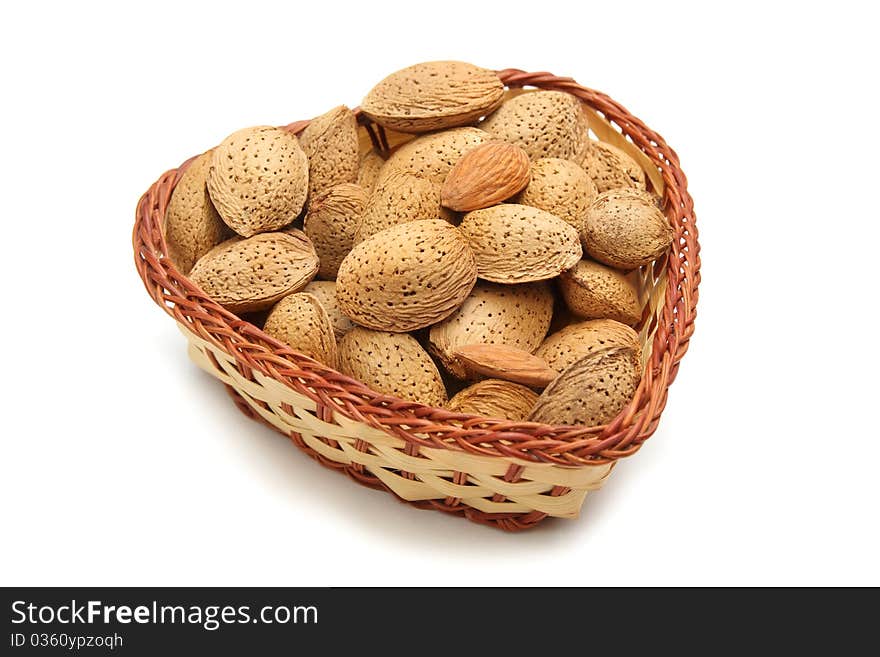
(164, 61, 673, 428)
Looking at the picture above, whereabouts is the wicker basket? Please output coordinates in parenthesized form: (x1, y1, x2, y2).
(133, 69, 700, 531)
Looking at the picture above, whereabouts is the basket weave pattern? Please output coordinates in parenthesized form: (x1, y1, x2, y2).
(133, 70, 700, 531)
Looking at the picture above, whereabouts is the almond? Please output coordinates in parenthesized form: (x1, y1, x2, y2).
(579, 141, 646, 193)
(440, 141, 531, 211)
(303, 183, 367, 279)
(299, 105, 359, 199)
(515, 157, 597, 229)
(457, 204, 582, 283)
(303, 280, 355, 341)
(354, 170, 453, 244)
(336, 219, 477, 332)
(527, 346, 641, 427)
(263, 293, 338, 369)
(447, 379, 538, 421)
(378, 127, 490, 184)
(582, 188, 673, 270)
(428, 280, 553, 379)
(338, 327, 447, 406)
(189, 231, 318, 313)
(481, 91, 590, 161)
(559, 259, 642, 326)
(163, 150, 230, 273)
(357, 150, 385, 196)
(361, 61, 504, 133)
(452, 344, 557, 387)
(535, 319, 640, 373)
(207, 126, 308, 237)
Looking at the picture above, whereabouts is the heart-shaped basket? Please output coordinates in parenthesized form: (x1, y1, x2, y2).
(133, 69, 700, 531)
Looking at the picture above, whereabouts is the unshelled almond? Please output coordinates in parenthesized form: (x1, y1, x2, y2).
(440, 141, 531, 211)
(263, 293, 338, 369)
(335, 219, 477, 332)
(452, 344, 557, 387)
(579, 141, 646, 193)
(457, 204, 582, 283)
(338, 327, 447, 407)
(527, 346, 641, 427)
(189, 231, 318, 313)
(298, 105, 359, 198)
(559, 259, 642, 326)
(303, 280, 355, 341)
(361, 61, 504, 133)
(303, 183, 367, 280)
(357, 150, 385, 196)
(207, 126, 308, 237)
(378, 127, 490, 184)
(447, 379, 538, 421)
(515, 157, 597, 229)
(536, 319, 640, 373)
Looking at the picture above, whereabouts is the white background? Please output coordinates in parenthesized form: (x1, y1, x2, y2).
(1, 1, 877, 586)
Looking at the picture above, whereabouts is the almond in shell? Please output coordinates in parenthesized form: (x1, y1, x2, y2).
(263, 293, 338, 369)
(337, 327, 447, 406)
(303, 183, 367, 279)
(559, 259, 642, 326)
(378, 127, 490, 184)
(303, 280, 355, 341)
(428, 280, 553, 379)
(536, 319, 640, 373)
(298, 105, 359, 198)
(163, 150, 230, 273)
(189, 231, 318, 313)
(361, 61, 504, 133)
(579, 141, 646, 193)
(440, 141, 531, 211)
(527, 346, 641, 427)
(207, 126, 308, 237)
(357, 150, 385, 196)
(447, 379, 538, 421)
(515, 157, 597, 229)
(457, 204, 582, 283)
(336, 219, 477, 332)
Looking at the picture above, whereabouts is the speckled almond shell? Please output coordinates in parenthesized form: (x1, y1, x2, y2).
(515, 157, 597, 229)
(447, 379, 538, 421)
(528, 346, 641, 427)
(207, 126, 309, 237)
(357, 150, 385, 196)
(440, 141, 531, 211)
(263, 293, 338, 370)
(579, 141, 647, 193)
(163, 151, 230, 273)
(335, 219, 477, 332)
(582, 188, 673, 270)
(361, 61, 505, 133)
(558, 259, 642, 326)
(303, 183, 367, 280)
(378, 127, 490, 184)
(535, 319, 640, 373)
(480, 91, 590, 161)
(337, 327, 447, 407)
(354, 170, 454, 244)
(188, 231, 318, 313)
(428, 280, 553, 379)
(298, 106, 359, 198)
(458, 204, 582, 283)
(303, 281, 355, 341)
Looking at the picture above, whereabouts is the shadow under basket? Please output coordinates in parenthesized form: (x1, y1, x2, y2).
(133, 69, 701, 531)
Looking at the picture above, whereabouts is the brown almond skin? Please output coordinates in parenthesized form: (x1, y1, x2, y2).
(337, 327, 447, 407)
(354, 170, 454, 244)
(263, 293, 338, 369)
(441, 141, 531, 211)
(481, 91, 590, 161)
(303, 183, 367, 280)
(428, 280, 553, 379)
(336, 219, 477, 332)
(361, 61, 504, 133)
(536, 319, 640, 373)
(559, 259, 642, 326)
(303, 281, 355, 341)
(515, 157, 597, 229)
(207, 126, 309, 237)
(189, 231, 318, 313)
(458, 204, 582, 283)
(299, 106, 359, 199)
(452, 344, 557, 387)
(378, 127, 490, 184)
(163, 151, 230, 273)
(528, 346, 641, 427)
(579, 141, 646, 193)
(582, 188, 673, 270)
(447, 379, 538, 421)
(357, 150, 385, 196)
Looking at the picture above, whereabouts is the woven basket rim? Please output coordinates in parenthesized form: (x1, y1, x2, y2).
(133, 68, 701, 467)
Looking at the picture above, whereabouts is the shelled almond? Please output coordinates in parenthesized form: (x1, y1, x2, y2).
(165, 60, 675, 429)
